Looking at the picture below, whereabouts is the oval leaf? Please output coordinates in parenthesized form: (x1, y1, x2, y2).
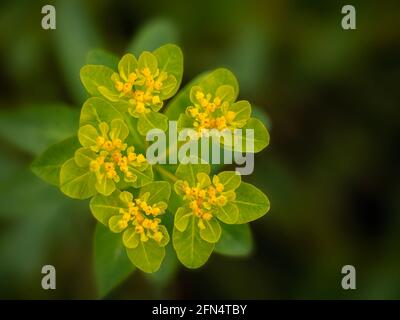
(234, 182, 270, 223)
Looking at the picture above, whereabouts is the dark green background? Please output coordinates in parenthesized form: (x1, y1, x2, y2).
(0, 0, 399, 299)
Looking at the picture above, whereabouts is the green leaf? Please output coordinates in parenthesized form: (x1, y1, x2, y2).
(198, 68, 239, 100)
(138, 51, 158, 74)
(94, 223, 135, 298)
(126, 239, 165, 273)
(175, 162, 210, 186)
(229, 100, 251, 125)
(153, 44, 183, 99)
(173, 215, 214, 269)
(234, 182, 270, 223)
(130, 165, 154, 188)
(145, 244, 179, 288)
(215, 85, 235, 103)
(122, 227, 139, 249)
(78, 125, 98, 148)
(53, 0, 101, 104)
(241, 117, 270, 153)
(165, 68, 238, 121)
(217, 171, 241, 191)
(74, 147, 97, 167)
(109, 119, 129, 141)
(127, 18, 179, 55)
(90, 190, 124, 226)
(174, 207, 192, 232)
(215, 202, 239, 224)
(59, 158, 97, 199)
(86, 49, 119, 70)
(139, 181, 171, 204)
(137, 111, 168, 136)
(80, 97, 123, 128)
(251, 105, 272, 130)
(199, 218, 221, 243)
(118, 53, 138, 81)
(0, 104, 79, 155)
(215, 223, 253, 256)
(31, 136, 80, 186)
(95, 176, 116, 196)
(80, 65, 115, 96)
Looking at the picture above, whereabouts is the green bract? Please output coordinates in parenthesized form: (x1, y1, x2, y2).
(31, 44, 271, 295)
(172, 163, 269, 268)
(90, 182, 171, 273)
(80, 44, 183, 136)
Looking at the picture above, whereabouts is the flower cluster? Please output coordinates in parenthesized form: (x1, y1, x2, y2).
(186, 85, 249, 134)
(77, 118, 149, 195)
(89, 122, 147, 181)
(108, 191, 168, 246)
(175, 172, 236, 230)
(112, 64, 167, 115)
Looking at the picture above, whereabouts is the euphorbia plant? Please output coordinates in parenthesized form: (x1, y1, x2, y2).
(32, 43, 270, 287)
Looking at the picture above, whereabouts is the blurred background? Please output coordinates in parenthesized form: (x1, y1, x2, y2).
(0, 0, 399, 299)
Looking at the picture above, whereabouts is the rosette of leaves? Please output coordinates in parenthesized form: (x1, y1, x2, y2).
(80, 44, 183, 136)
(30, 43, 271, 296)
(172, 162, 269, 268)
(172, 68, 269, 153)
(90, 182, 171, 273)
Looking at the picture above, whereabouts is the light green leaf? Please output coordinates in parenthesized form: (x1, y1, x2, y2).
(138, 51, 158, 74)
(98, 86, 119, 102)
(229, 100, 251, 124)
(199, 218, 221, 243)
(31, 136, 80, 186)
(118, 53, 138, 81)
(86, 49, 119, 70)
(90, 190, 123, 225)
(78, 124, 98, 148)
(94, 223, 135, 298)
(174, 207, 192, 232)
(130, 165, 154, 188)
(80, 65, 115, 96)
(137, 111, 168, 136)
(126, 239, 165, 273)
(60, 158, 96, 199)
(123, 227, 139, 249)
(234, 182, 270, 223)
(198, 68, 239, 100)
(110, 119, 129, 141)
(217, 171, 241, 191)
(153, 44, 183, 99)
(108, 215, 126, 233)
(215, 202, 239, 224)
(80, 97, 123, 128)
(74, 147, 97, 167)
(139, 181, 171, 204)
(0, 104, 79, 155)
(215, 223, 253, 256)
(216, 85, 235, 103)
(173, 215, 214, 269)
(241, 117, 270, 152)
(145, 244, 179, 288)
(159, 75, 178, 100)
(175, 162, 210, 186)
(95, 176, 116, 196)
